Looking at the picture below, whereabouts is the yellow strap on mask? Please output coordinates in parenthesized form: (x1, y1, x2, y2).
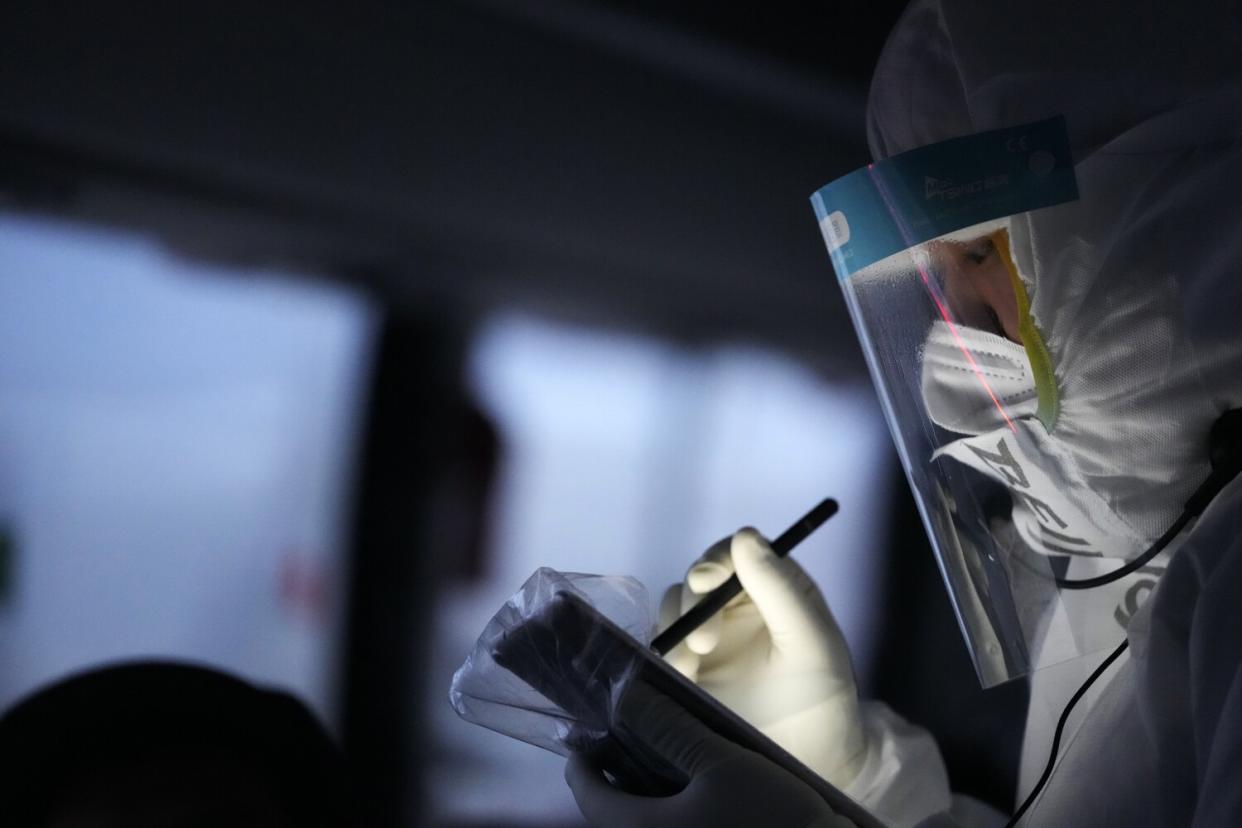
(991, 228, 1060, 431)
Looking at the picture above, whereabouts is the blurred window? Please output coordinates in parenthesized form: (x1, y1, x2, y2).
(0, 212, 377, 728)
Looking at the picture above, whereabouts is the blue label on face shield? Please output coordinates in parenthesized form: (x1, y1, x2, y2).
(810, 117, 1079, 279)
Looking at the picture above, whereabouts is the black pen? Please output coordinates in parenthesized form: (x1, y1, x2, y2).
(650, 497, 839, 656)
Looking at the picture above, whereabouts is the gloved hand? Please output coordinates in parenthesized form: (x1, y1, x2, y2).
(660, 528, 868, 788)
(565, 679, 857, 828)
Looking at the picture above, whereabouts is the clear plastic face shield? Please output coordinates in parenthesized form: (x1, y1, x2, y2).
(813, 118, 1174, 686)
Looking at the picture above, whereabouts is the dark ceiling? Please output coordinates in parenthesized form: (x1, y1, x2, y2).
(0, 0, 911, 377)
(603, 0, 902, 84)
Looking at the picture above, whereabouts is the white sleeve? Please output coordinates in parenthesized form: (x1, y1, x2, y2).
(843, 702, 1007, 828)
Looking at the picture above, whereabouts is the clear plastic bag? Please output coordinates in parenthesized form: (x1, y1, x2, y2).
(449, 567, 889, 826)
(449, 567, 656, 763)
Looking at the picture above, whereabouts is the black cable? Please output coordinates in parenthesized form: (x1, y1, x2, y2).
(1053, 464, 1232, 589)
(1053, 508, 1192, 589)
(1006, 412, 1242, 820)
(1003, 638, 1131, 827)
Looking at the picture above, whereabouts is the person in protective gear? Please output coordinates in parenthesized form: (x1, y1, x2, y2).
(567, 0, 1242, 825)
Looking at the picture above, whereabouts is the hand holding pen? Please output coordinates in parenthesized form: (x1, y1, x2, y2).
(647, 498, 871, 789)
(651, 498, 838, 655)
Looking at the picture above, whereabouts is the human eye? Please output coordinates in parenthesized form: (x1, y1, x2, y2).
(965, 237, 996, 265)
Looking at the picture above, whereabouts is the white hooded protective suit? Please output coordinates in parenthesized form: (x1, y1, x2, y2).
(850, 0, 1242, 825)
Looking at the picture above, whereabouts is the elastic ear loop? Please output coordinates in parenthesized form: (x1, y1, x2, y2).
(992, 228, 1059, 431)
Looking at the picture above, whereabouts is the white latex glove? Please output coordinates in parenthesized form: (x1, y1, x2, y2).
(661, 528, 868, 788)
(565, 679, 857, 828)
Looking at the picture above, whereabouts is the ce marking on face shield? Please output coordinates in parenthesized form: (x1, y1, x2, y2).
(1005, 135, 1032, 153)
